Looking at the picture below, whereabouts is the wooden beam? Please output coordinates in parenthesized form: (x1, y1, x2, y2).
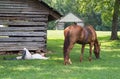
(0, 11, 49, 15)
(0, 27, 46, 31)
(0, 42, 45, 47)
(0, 14, 46, 18)
(0, 42, 45, 51)
(0, 17, 48, 22)
(0, 21, 47, 25)
(0, 37, 45, 42)
(0, 45, 45, 51)
(0, 32, 46, 36)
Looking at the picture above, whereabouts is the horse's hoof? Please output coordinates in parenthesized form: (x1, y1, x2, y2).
(96, 57, 101, 60)
(68, 59, 72, 64)
(69, 61, 72, 65)
(80, 57, 83, 62)
(80, 60, 82, 62)
(64, 61, 72, 65)
(64, 62, 67, 65)
(64, 62, 72, 65)
(80, 58, 82, 62)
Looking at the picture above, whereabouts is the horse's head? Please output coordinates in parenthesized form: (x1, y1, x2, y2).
(94, 42, 101, 59)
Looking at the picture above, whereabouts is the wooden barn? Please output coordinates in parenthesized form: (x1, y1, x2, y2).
(0, 0, 62, 52)
(56, 13, 84, 30)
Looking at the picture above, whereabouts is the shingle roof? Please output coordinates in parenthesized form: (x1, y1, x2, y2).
(58, 13, 83, 22)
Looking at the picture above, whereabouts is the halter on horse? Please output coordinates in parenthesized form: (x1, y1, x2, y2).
(63, 24, 100, 65)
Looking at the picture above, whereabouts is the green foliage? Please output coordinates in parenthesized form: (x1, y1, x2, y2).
(47, 21, 56, 30)
(44, 0, 119, 30)
(0, 30, 120, 79)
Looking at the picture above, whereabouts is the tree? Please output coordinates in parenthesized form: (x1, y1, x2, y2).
(44, 0, 119, 32)
(110, 0, 120, 40)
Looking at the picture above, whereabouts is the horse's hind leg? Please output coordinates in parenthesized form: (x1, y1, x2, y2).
(64, 43, 74, 65)
(80, 44, 85, 62)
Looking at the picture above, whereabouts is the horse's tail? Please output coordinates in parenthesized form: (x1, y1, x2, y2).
(63, 30, 70, 54)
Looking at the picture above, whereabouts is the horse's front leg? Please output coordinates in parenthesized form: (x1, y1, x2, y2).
(80, 44, 85, 62)
(89, 43, 94, 61)
(64, 43, 74, 65)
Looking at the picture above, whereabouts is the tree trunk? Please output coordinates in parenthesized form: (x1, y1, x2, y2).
(110, 0, 120, 40)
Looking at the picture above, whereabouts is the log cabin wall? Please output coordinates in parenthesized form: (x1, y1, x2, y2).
(0, 0, 61, 51)
(0, 25, 47, 51)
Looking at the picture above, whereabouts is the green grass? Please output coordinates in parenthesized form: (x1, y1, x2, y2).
(0, 30, 120, 79)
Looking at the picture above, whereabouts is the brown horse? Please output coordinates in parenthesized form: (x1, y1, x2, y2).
(63, 24, 100, 65)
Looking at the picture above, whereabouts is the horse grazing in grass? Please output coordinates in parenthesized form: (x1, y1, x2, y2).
(63, 24, 100, 65)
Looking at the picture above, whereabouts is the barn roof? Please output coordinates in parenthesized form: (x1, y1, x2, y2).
(58, 13, 83, 22)
(39, 0, 62, 21)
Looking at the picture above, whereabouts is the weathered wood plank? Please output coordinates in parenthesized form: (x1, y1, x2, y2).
(0, 17, 48, 22)
(0, 37, 45, 42)
(0, 11, 49, 15)
(0, 9, 40, 14)
(0, 32, 46, 36)
(0, 6, 28, 9)
(0, 14, 46, 17)
(0, 0, 36, 4)
(0, 3, 27, 6)
(27, 18, 48, 21)
(0, 42, 45, 47)
(0, 47, 44, 51)
(0, 8, 24, 12)
(0, 1, 24, 4)
(0, 27, 46, 31)
(0, 46, 45, 51)
(0, 41, 45, 51)
(0, 21, 47, 25)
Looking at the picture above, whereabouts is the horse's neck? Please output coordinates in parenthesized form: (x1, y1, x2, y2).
(95, 40, 99, 47)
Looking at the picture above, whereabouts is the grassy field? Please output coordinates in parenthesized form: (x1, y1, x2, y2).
(0, 30, 120, 79)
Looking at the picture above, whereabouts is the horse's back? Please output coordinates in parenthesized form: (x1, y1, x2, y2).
(64, 24, 97, 44)
(64, 25, 83, 39)
(64, 25, 83, 36)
